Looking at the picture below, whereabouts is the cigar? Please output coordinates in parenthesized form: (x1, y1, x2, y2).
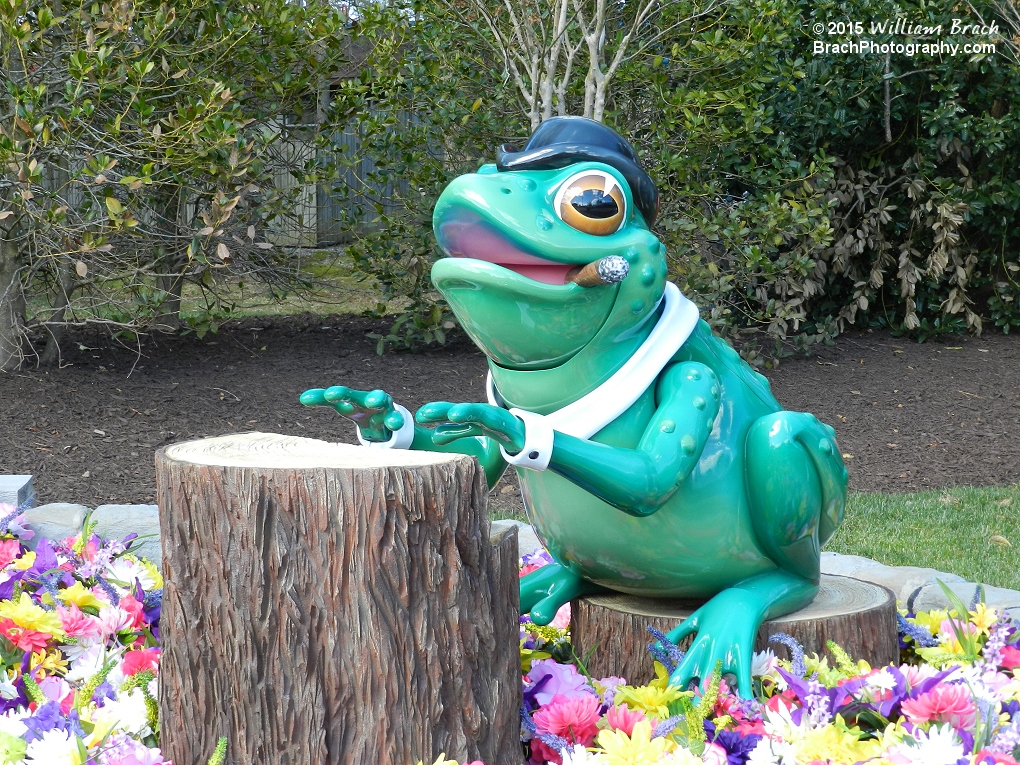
(566, 255, 630, 287)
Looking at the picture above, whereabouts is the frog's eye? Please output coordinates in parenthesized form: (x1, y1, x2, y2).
(554, 171, 626, 236)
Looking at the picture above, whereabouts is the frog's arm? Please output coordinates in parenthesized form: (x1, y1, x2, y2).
(546, 361, 720, 517)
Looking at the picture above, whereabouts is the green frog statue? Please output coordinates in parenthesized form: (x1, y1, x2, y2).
(301, 117, 848, 696)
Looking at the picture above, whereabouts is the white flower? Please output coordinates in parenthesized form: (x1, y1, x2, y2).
(65, 643, 106, 683)
(751, 649, 779, 678)
(93, 687, 152, 738)
(656, 747, 703, 764)
(0, 669, 19, 700)
(746, 736, 791, 765)
(0, 708, 28, 738)
(557, 744, 606, 764)
(865, 668, 897, 693)
(61, 637, 101, 664)
(24, 727, 83, 764)
(889, 723, 965, 765)
(105, 557, 157, 591)
(94, 606, 134, 639)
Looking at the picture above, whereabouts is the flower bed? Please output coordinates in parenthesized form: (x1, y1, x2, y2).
(505, 550, 1020, 765)
(0, 502, 165, 764)
(6, 497, 1020, 765)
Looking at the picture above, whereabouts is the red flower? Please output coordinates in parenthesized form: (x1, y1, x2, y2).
(122, 648, 161, 676)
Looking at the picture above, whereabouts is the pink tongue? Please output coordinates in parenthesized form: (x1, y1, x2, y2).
(439, 218, 572, 284)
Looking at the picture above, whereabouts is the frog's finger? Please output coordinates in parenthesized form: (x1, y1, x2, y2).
(665, 613, 700, 645)
(363, 388, 392, 411)
(382, 408, 405, 432)
(299, 388, 329, 407)
(445, 404, 525, 451)
(431, 423, 485, 444)
(323, 385, 352, 404)
(732, 656, 752, 699)
(669, 638, 708, 690)
(415, 401, 456, 424)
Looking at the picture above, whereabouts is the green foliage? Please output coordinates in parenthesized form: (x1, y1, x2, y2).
(321, 0, 528, 351)
(0, 0, 350, 367)
(335, 0, 1020, 357)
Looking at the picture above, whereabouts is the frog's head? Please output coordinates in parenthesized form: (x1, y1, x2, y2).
(431, 116, 667, 371)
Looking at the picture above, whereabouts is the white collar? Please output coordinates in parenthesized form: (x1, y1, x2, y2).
(486, 282, 699, 440)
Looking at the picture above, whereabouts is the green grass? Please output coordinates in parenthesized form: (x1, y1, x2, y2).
(826, 484, 1020, 590)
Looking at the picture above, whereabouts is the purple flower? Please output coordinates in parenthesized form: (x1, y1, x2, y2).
(705, 721, 762, 765)
(526, 659, 595, 706)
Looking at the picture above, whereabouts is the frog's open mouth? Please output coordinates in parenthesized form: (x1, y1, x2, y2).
(436, 209, 573, 285)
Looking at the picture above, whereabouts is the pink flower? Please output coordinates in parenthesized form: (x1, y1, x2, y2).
(974, 750, 1019, 765)
(0, 618, 52, 652)
(549, 604, 571, 630)
(119, 594, 147, 629)
(702, 742, 728, 765)
(1001, 646, 1020, 669)
(528, 659, 594, 706)
(901, 683, 975, 729)
(0, 539, 21, 569)
(38, 676, 73, 714)
(531, 693, 601, 764)
(58, 604, 102, 640)
(604, 703, 646, 735)
(122, 648, 161, 677)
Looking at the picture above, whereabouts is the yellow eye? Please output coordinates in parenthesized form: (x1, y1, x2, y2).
(554, 171, 626, 236)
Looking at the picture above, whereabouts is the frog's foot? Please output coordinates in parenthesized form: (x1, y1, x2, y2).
(520, 563, 608, 625)
(662, 570, 818, 698)
(745, 411, 849, 582)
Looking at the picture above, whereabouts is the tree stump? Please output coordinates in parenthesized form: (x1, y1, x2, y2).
(572, 575, 897, 685)
(156, 433, 521, 765)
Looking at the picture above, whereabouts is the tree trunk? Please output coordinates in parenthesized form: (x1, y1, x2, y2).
(572, 575, 898, 685)
(156, 433, 522, 765)
(0, 235, 26, 372)
(40, 256, 76, 367)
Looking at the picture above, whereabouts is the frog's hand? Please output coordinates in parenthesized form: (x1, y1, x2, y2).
(300, 386, 412, 444)
(663, 570, 818, 698)
(524, 361, 721, 517)
(745, 411, 849, 582)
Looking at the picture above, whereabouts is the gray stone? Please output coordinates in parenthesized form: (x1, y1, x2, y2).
(820, 552, 886, 578)
(92, 504, 162, 569)
(21, 503, 90, 549)
(491, 519, 544, 558)
(0, 475, 33, 508)
(913, 581, 1020, 613)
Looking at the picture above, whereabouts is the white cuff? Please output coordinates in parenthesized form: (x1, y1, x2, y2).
(356, 403, 415, 450)
(499, 408, 554, 471)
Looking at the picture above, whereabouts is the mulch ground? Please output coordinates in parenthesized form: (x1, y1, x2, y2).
(1, 315, 1018, 508)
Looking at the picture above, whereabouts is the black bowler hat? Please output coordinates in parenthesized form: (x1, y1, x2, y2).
(496, 116, 659, 227)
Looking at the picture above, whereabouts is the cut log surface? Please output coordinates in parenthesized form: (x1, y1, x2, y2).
(157, 432, 521, 765)
(572, 575, 897, 685)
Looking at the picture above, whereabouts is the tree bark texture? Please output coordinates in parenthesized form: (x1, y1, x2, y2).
(156, 433, 522, 765)
(572, 575, 897, 685)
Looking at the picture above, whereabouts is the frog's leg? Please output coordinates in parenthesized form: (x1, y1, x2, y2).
(663, 411, 848, 697)
(520, 563, 610, 625)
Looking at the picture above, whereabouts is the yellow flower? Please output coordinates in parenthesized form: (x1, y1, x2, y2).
(597, 720, 672, 765)
(141, 559, 164, 589)
(970, 602, 997, 634)
(910, 609, 947, 636)
(58, 582, 104, 610)
(416, 755, 460, 765)
(12, 551, 35, 570)
(614, 683, 688, 720)
(30, 649, 68, 676)
(789, 716, 882, 763)
(0, 592, 64, 637)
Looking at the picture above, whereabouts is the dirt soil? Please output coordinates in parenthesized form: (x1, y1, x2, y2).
(1, 315, 1018, 510)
